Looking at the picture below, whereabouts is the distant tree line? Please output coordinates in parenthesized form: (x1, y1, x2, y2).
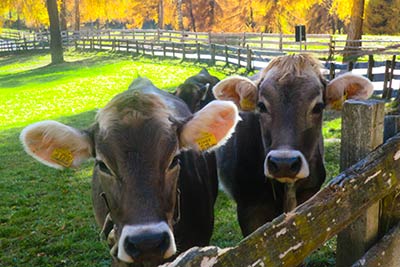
(0, 0, 399, 35)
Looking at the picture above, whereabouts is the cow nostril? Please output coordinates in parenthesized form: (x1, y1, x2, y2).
(124, 232, 170, 259)
(267, 156, 279, 174)
(290, 156, 302, 173)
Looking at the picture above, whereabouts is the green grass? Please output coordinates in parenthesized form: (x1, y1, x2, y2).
(0, 51, 341, 266)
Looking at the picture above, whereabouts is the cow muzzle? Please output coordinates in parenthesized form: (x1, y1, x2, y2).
(264, 149, 309, 183)
(117, 222, 176, 263)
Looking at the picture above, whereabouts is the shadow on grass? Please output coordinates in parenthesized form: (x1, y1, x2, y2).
(0, 52, 126, 89)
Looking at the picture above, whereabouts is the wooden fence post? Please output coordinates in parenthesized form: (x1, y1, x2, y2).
(336, 99, 385, 267)
(329, 62, 335, 80)
(279, 33, 283, 51)
(210, 44, 216, 65)
(237, 47, 241, 66)
(382, 60, 392, 99)
(246, 45, 252, 72)
(380, 115, 400, 238)
(224, 45, 228, 65)
(387, 55, 397, 99)
(182, 43, 186, 60)
(163, 43, 166, 58)
(261, 33, 264, 49)
(196, 43, 200, 61)
(347, 61, 354, 71)
(352, 222, 400, 267)
(328, 36, 334, 60)
(136, 40, 139, 54)
(367, 55, 374, 81)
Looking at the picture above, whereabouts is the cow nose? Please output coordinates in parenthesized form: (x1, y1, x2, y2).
(124, 231, 170, 259)
(265, 150, 309, 180)
(267, 155, 301, 177)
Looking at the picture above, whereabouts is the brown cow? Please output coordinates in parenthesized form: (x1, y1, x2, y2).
(20, 77, 240, 266)
(213, 54, 373, 236)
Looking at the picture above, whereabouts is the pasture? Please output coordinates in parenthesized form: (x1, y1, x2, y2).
(0, 51, 341, 266)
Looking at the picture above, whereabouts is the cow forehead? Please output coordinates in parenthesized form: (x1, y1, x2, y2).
(258, 55, 324, 102)
(96, 92, 173, 135)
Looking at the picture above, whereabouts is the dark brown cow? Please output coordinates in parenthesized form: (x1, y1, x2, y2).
(20, 77, 239, 266)
(174, 68, 220, 113)
(213, 54, 373, 236)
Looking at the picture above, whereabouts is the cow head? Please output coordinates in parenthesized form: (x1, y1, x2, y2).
(175, 68, 219, 112)
(20, 87, 239, 264)
(213, 54, 373, 185)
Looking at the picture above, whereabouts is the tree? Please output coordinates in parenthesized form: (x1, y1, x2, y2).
(46, 0, 64, 64)
(59, 0, 67, 30)
(74, 0, 80, 30)
(364, 0, 400, 34)
(343, 0, 366, 61)
(177, 0, 184, 30)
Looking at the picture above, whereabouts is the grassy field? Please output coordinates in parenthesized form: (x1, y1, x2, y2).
(0, 51, 341, 266)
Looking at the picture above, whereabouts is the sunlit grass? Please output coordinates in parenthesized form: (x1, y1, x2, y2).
(0, 51, 340, 266)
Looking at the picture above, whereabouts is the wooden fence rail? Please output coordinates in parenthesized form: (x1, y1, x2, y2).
(159, 100, 400, 267)
(2, 29, 399, 57)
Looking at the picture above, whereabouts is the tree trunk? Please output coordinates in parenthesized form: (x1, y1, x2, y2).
(187, 0, 196, 32)
(158, 0, 164, 29)
(74, 0, 80, 31)
(177, 0, 184, 30)
(60, 0, 67, 31)
(46, 0, 64, 64)
(343, 0, 365, 61)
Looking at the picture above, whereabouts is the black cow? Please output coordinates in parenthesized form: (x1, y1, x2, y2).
(212, 54, 373, 236)
(20, 77, 240, 266)
(174, 68, 220, 113)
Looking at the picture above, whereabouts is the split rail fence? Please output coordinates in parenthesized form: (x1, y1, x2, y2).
(160, 100, 400, 267)
(1, 29, 399, 94)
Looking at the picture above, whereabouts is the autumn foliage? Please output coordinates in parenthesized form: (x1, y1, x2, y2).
(1, 0, 399, 34)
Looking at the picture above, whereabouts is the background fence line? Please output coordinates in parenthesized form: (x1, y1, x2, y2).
(0, 28, 399, 93)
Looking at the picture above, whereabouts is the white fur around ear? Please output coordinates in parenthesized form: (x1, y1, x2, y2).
(325, 73, 374, 110)
(20, 120, 93, 169)
(212, 76, 258, 111)
(180, 100, 240, 151)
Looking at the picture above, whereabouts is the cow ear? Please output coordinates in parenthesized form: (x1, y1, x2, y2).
(179, 100, 240, 152)
(20, 120, 93, 169)
(325, 73, 373, 110)
(213, 76, 258, 111)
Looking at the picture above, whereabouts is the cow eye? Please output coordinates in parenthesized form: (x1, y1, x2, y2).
(312, 103, 325, 114)
(257, 102, 269, 113)
(96, 160, 112, 175)
(169, 156, 180, 170)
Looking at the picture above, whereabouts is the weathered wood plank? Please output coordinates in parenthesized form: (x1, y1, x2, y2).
(336, 100, 385, 267)
(352, 222, 400, 267)
(163, 133, 400, 267)
(381, 115, 400, 238)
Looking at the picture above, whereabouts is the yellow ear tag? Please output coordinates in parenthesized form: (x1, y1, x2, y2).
(240, 98, 255, 111)
(330, 91, 348, 110)
(195, 132, 217, 151)
(50, 148, 74, 168)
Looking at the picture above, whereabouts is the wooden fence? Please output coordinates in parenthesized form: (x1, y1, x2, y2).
(1, 29, 399, 93)
(159, 100, 400, 267)
(1, 28, 400, 57)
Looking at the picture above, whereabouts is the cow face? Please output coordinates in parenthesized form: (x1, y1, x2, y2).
(213, 54, 373, 184)
(20, 91, 239, 264)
